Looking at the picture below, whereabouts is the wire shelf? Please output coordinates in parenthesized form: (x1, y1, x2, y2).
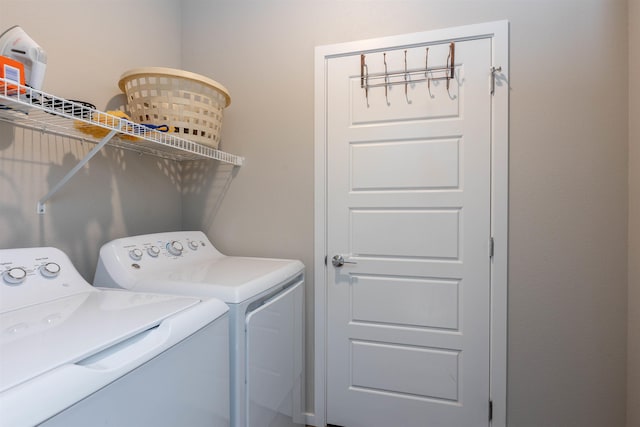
(0, 79, 244, 165)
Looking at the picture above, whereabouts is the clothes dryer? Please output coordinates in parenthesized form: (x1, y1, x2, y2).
(94, 231, 305, 427)
(0, 246, 230, 427)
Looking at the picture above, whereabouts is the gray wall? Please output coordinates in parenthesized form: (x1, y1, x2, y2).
(0, 0, 184, 278)
(0, 1, 634, 426)
(180, 1, 630, 426)
(629, 0, 640, 426)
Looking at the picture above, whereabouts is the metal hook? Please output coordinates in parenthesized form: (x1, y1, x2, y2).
(404, 50, 408, 99)
(425, 47, 432, 97)
(491, 66, 502, 95)
(364, 63, 369, 104)
(425, 47, 429, 78)
(384, 53, 389, 104)
(360, 54, 365, 89)
(360, 54, 369, 104)
(447, 42, 455, 92)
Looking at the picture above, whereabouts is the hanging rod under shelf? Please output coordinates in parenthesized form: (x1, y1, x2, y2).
(0, 79, 244, 165)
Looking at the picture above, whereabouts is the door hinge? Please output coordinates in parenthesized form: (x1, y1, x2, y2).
(489, 400, 493, 421)
(491, 66, 502, 95)
(489, 237, 495, 259)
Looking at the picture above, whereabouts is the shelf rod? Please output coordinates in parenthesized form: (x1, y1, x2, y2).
(37, 128, 119, 214)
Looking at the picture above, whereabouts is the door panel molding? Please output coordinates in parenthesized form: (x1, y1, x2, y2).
(313, 21, 509, 427)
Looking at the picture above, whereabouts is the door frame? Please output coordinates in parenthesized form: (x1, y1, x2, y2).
(313, 21, 509, 427)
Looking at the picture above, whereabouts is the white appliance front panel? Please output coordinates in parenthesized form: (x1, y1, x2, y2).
(245, 281, 305, 427)
(93, 232, 306, 427)
(0, 289, 206, 392)
(40, 316, 230, 427)
(1, 295, 229, 426)
(0, 245, 230, 426)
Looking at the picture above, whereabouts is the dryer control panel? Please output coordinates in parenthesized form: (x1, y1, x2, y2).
(118, 231, 219, 263)
(94, 231, 225, 281)
(94, 231, 304, 303)
(0, 247, 94, 313)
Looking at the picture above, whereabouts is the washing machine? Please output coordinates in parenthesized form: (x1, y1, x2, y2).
(0, 246, 230, 427)
(94, 230, 305, 427)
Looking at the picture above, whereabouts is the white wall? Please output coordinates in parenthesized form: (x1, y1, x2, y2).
(628, 1, 640, 426)
(180, 1, 629, 426)
(0, 0, 184, 278)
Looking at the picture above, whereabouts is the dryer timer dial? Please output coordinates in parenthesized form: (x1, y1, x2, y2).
(166, 241, 184, 256)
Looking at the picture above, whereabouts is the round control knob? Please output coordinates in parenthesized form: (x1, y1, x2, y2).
(147, 246, 160, 257)
(166, 241, 184, 256)
(188, 241, 199, 251)
(3, 267, 27, 285)
(40, 262, 61, 278)
(129, 248, 143, 261)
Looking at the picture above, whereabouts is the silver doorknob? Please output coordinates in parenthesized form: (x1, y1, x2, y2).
(332, 254, 357, 267)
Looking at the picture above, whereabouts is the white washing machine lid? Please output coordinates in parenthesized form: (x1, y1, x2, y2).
(137, 256, 304, 304)
(0, 288, 219, 393)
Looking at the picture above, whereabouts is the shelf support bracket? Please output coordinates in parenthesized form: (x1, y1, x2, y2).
(37, 128, 119, 214)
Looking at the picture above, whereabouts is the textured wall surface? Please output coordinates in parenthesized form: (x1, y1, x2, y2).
(0, 0, 184, 278)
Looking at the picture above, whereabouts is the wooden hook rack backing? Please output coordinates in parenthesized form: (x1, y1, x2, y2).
(360, 42, 455, 102)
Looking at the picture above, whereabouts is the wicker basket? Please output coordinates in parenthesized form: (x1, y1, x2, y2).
(118, 67, 231, 149)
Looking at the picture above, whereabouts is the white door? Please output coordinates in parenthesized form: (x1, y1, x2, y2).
(326, 37, 492, 427)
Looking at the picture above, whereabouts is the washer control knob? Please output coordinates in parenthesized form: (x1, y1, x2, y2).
(40, 262, 61, 278)
(147, 246, 161, 257)
(166, 241, 184, 256)
(3, 267, 27, 285)
(129, 249, 143, 261)
(188, 241, 199, 251)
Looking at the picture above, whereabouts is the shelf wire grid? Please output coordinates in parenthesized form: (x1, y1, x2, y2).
(0, 79, 243, 165)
